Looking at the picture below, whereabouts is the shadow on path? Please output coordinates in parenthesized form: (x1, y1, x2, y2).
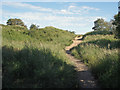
(65, 36, 100, 88)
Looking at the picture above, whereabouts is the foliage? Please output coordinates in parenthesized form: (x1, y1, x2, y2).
(81, 30, 113, 40)
(71, 34, 120, 88)
(112, 14, 119, 25)
(30, 24, 39, 30)
(2, 46, 77, 88)
(113, 13, 120, 39)
(92, 18, 114, 31)
(85, 30, 113, 35)
(2, 25, 77, 88)
(92, 14, 120, 39)
(6, 18, 27, 28)
(114, 24, 120, 39)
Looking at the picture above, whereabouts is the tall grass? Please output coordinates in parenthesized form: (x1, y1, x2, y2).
(2, 25, 77, 88)
(71, 34, 120, 88)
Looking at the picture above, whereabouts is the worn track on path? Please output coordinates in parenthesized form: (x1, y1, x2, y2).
(65, 36, 99, 88)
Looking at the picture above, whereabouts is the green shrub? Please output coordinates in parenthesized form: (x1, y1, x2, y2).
(71, 34, 120, 88)
(2, 46, 77, 88)
(2, 25, 77, 88)
(82, 30, 113, 40)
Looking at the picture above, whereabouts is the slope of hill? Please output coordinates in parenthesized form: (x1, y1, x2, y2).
(2, 25, 77, 88)
(71, 31, 120, 88)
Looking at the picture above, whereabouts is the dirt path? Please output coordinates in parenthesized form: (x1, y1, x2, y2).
(65, 36, 99, 88)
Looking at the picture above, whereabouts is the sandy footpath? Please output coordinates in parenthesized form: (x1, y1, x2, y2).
(65, 36, 100, 88)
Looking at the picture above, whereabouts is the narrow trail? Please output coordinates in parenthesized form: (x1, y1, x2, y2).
(65, 36, 99, 88)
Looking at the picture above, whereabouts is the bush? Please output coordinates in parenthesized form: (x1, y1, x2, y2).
(2, 25, 77, 88)
(6, 18, 27, 28)
(2, 45, 77, 88)
(85, 30, 113, 36)
(71, 35, 120, 88)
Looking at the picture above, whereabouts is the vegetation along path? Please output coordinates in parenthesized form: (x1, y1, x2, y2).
(65, 36, 99, 88)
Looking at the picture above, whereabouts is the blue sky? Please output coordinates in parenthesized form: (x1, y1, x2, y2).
(1, 2, 118, 34)
(2, 0, 120, 2)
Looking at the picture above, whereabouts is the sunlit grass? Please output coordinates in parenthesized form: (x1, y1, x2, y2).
(2, 25, 77, 88)
(71, 34, 120, 88)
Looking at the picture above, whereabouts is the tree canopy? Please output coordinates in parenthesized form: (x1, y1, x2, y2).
(92, 18, 114, 31)
(113, 14, 120, 39)
(29, 24, 39, 30)
(7, 18, 26, 27)
(112, 14, 119, 25)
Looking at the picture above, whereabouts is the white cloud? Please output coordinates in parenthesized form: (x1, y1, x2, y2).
(2, 2, 103, 34)
(2, 2, 100, 15)
(2, 11, 105, 34)
(2, 2, 53, 12)
(61, 9, 67, 13)
(68, 5, 76, 9)
(2, 0, 119, 2)
(67, 5, 100, 15)
(81, 6, 100, 11)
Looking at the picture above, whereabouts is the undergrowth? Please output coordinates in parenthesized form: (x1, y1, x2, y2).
(71, 33, 120, 88)
(2, 25, 78, 88)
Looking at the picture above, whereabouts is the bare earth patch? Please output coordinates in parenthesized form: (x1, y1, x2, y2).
(65, 36, 100, 88)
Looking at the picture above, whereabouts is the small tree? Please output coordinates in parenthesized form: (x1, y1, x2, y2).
(7, 18, 26, 27)
(30, 24, 39, 30)
(92, 18, 111, 31)
(113, 14, 120, 39)
(115, 24, 120, 39)
(112, 14, 119, 26)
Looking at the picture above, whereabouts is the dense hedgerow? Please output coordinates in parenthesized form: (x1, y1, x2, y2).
(2, 25, 77, 88)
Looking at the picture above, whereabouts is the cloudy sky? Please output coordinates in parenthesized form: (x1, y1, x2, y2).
(1, 2, 118, 34)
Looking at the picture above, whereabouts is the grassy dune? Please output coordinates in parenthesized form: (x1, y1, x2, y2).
(2, 25, 78, 88)
(71, 32, 120, 88)
(2, 24, 119, 88)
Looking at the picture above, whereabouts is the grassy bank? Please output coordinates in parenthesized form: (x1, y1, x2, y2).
(71, 32, 120, 88)
(2, 25, 78, 88)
